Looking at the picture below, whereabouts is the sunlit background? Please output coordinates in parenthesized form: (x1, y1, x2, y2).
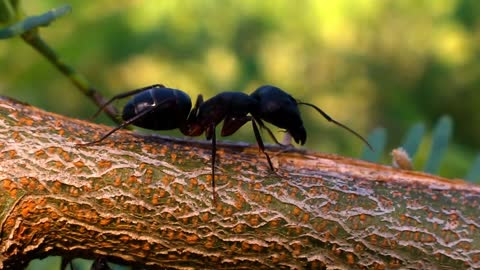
(2, 0, 480, 180)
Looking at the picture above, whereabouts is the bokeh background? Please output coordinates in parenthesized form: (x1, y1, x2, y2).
(2, 0, 480, 180)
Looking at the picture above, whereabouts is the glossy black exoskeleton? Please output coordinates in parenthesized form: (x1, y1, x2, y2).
(79, 84, 194, 145)
(121, 86, 191, 131)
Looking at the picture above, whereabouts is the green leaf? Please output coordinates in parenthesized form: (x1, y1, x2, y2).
(360, 127, 386, 162)
(424, 115, 452, 174)
(0, 0, 17, 24)
(401, 122, 425, 157)
(0, 4, 71, 39)
(465, 154, 480, 183)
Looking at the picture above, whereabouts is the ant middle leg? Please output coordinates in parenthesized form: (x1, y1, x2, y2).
(208, 123, 217, 204)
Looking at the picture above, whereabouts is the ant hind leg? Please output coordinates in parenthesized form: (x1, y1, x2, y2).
(77, 105, 158, 146)
(91, 84, 165, 119)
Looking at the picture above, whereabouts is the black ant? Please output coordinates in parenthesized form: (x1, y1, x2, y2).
(77, 84, 372, 203)
(78, 84, 276, 203)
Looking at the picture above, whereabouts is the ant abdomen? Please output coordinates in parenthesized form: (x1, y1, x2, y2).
(122, 87, 192, 130)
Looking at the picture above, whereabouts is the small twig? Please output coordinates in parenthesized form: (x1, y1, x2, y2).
(20, 30, 120, 124)
(0, 4, 120, 124)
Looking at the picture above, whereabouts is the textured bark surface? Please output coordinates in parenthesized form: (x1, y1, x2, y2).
(0, 96, 479, 269)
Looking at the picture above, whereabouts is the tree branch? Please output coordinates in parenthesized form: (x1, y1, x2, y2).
(0, 96, 479, 269)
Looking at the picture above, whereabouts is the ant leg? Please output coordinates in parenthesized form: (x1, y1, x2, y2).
(221, 116, 275, 171)
(91, 257, 111, 270)
(91, 84, 165, 119)
(179, 95, 202, 137)
(79, 96, 177, 146)
(77, 104, 159, 146)
(60, 256, 73, 270)
(77, 95, 176, 147)
(188, 94, 204, 121)
(221, 115, 249, 137)
(255, 118, 283, 146)
(251, 119, 275, 172)
(182, 95, 205, 136)
(210, 123, 217, 204)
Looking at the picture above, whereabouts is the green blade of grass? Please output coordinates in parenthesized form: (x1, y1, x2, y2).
(0, 4, 71, 39)
(360, 127, 386, 162)
(465, 154, 480, 183)
(401, 122, 425, 158)
(0, 0, 17, 23)
(424, 115, 452, 174)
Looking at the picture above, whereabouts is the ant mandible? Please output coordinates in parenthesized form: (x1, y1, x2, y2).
(77, 84, 372, 203)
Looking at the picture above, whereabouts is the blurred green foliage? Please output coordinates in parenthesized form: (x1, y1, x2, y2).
(1, 0, 480, 180)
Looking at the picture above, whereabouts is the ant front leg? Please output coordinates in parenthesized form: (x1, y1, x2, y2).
(221, 116, 275, 172)
(254, 118, 284, 146)
(251, 119, 275, 172)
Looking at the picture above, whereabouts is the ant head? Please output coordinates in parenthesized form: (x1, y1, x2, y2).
(289, 126, 307, 145)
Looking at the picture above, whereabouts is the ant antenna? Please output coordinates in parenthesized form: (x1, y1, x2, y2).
(297, 102, 374, 151)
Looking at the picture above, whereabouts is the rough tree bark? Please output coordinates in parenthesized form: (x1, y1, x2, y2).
(0, 96, 479, 269)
